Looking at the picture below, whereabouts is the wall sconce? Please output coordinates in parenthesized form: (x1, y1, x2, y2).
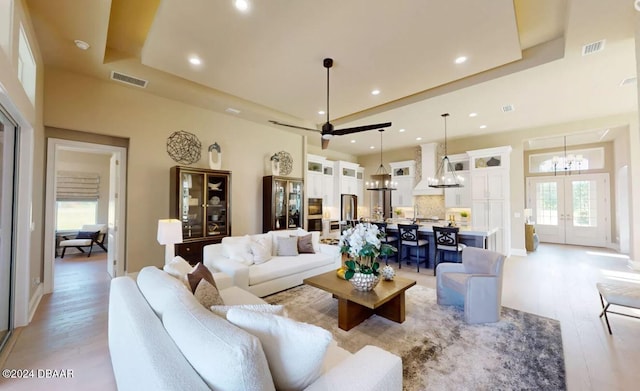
(157, 219, 183, 265)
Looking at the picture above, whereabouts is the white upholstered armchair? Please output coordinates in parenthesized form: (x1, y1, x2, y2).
(436, 246, 506, 324)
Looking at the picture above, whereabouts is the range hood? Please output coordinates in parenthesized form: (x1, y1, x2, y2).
(413, 143, 444, 195)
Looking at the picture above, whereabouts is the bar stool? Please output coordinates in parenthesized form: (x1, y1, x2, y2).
(398, 224, 428, 272)
(375, 222, 398, 265)
(433, 226, 466, 276)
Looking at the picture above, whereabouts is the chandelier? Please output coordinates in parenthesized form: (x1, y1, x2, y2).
(366, 129, 397, 191)
(552, 136, 583, 175)
(428, 113, 463, 188)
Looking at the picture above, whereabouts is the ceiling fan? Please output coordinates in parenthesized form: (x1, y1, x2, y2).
(269, 58, 392, 149)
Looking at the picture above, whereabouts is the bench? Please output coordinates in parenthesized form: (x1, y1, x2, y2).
(596, 281, 640, 334)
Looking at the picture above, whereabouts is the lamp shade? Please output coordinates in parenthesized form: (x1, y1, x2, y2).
(157, 219, 183, 245)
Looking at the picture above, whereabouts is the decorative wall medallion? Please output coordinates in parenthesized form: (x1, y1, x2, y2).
(275, 151, 293, 175)
(167, 130, 201, 164)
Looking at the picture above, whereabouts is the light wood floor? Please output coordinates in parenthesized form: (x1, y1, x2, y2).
(1, 253, 116, 390)
(2, 245, 640, 390)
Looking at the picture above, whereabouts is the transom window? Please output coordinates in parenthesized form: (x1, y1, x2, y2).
(529, 147, 604, 174)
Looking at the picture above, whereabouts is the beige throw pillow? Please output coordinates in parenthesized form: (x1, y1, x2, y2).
(194, 279, 225, 307)
(277, 236, 299, 256)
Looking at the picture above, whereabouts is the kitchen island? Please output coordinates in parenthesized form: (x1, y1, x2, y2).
(382, 223, 500, 270)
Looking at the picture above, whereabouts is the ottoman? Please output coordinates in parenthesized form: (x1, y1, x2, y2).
(596, 281, 640, 334)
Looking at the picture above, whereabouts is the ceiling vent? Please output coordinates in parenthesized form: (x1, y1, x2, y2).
(582, 40, 605, 56)
(501, 104, 515, 113)
(620, 77, 637, 86)
(110, 71, 148, 88)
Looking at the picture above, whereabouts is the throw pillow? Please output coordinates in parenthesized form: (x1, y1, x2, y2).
(194, 279, 224, 307)
(277, 236, 299, 256)
(251, 235, 272, 264)
(297, 228, 320, 253)
(296, 233, 315, 254)
(226, 308, 332, 390)
(187, 262, 217, 294)
(75, 230, 99, 240)
(210, 304, 285, 319)
(222, 235, 253, 265)
(163, 301, 275, 390)
(163, 256, 194, 283)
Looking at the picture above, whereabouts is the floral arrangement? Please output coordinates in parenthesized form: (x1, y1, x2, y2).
(339, 223, 397, 280)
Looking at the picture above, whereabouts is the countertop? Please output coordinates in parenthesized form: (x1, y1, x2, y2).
(381, 223, 499, 237)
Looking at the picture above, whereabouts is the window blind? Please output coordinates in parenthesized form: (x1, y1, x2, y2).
(56, 171, 100, 201)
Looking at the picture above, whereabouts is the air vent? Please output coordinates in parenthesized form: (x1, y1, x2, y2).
(582, 40, 605, 56)
(620, 77, 637, 86)
(110, 71, 148, 88)
(501, 104, 515, 113)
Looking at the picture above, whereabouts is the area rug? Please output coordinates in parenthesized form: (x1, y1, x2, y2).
(265, 284, 566, 391)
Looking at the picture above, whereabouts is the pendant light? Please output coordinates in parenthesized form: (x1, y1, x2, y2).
(428, 113, 463, 188)
(366, 129, 397, 191)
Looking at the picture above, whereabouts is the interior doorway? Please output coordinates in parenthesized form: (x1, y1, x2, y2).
(526, 173, 610, 247)
(44, 139, 127, 294)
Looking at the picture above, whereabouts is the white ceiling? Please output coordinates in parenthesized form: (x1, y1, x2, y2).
(25, 0, 638, 156)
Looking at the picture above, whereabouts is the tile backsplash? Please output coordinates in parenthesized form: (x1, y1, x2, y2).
(415, 195, 445, 218)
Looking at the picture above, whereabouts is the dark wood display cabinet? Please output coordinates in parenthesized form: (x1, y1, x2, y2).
(170, 166, 232, 264)
(263, 176, 304, 233)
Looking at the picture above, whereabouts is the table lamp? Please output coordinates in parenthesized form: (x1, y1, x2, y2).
(157, 219, 183, 265)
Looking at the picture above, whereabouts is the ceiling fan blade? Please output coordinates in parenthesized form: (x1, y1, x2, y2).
(269, 120, 320, 133)
(332, 122, 392, 136)
(321, 138, 330, 150)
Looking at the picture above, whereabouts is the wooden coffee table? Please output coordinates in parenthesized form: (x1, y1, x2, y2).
(303, 271, 416, 331)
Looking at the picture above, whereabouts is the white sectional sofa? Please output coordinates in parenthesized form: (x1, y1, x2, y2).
(204, 229, 341, 297)
(108, 265, 402, 391)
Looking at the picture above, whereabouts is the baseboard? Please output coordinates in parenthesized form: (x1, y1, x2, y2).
(510, 248, 528, 257)
(126, 271, 139, 279)
(28, 283, 43, 323)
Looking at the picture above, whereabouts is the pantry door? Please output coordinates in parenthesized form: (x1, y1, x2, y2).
(527, 174, 609, 247)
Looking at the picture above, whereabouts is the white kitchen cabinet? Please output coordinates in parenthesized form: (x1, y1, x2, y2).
(306, 154, 325, 199)
(444, 153, 471, 208)
(467, 146, 512, 255)
(335, 161, 359, 196)
(322, 163, 334, 207)
(389, 160, 415, 207)
(356, 168, 364, 201)
(445, 171, 471, 207)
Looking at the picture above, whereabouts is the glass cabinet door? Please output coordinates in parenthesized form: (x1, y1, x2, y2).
(205, 174, 229, 237)
(181, 172, 204, 239)
(275, 179, 287, 229)
(287, 180, 303, 228)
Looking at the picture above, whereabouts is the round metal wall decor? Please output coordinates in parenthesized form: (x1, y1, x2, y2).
(167, 130, 201, 164)
(275, 151, 293, 175)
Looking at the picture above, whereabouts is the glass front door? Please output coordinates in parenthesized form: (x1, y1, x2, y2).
(0, 106, 17, 353)
(527, 174, 609, 247)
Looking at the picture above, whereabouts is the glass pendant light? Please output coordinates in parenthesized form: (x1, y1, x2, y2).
(428, 113, 463, 188)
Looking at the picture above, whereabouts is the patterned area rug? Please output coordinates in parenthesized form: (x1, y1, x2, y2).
(265, 284, 566, 390)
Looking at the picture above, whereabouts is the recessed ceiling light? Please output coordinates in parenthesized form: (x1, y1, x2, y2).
(234, 0, 249, 12)
(189, 57, 202, 65)
(479, 125, 487, 129)
(469, 112, 477, 117)
(399, 128, 406, 133)
(369, 146, 375, 149)
(416, 137, 422, 141)
(350, 140, 356, 143)
(454, 56, 467, 64)
(74, 40, 90, 50)
(318, 110, 325, 115)
(225, 107, 241, 115)
(371, 89, 381, 95)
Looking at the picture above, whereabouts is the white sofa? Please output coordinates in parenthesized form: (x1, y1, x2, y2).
(108, 266, 402, 391)
(204, 229, 341, 297)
